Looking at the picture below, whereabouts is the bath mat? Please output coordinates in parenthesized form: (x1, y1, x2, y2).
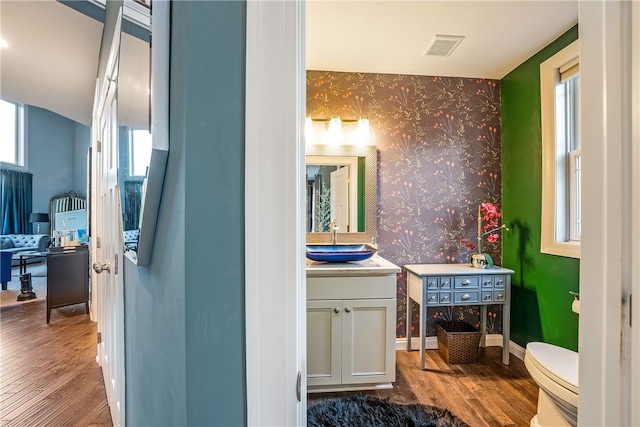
(307, 394, 469, 427)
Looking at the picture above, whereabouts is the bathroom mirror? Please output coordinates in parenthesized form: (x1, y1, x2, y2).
(117, 1, 169, 266)
(305, 145, 377, 244)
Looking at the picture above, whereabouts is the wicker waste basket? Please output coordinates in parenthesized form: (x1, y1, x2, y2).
(436, 321, 482, 364)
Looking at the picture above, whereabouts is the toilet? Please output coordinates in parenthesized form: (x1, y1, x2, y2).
(525, 342, 578, 426)
(524, 297, 579, 426)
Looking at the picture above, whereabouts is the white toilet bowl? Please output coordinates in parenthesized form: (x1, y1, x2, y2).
(524, 342, 578, 427)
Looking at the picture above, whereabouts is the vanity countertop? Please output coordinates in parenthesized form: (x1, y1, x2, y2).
(306, 254, 401, 277)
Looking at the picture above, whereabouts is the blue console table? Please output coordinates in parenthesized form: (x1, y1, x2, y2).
(404, 263, 514, 369)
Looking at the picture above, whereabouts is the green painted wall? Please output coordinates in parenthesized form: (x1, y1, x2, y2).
(501, 25, 580, 351)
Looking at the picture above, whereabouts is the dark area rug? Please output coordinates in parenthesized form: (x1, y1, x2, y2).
(307, 394, 469, 427)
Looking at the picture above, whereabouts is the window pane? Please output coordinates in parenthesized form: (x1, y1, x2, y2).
(0, 99, 17, 164)
(131, 129, 152, 176)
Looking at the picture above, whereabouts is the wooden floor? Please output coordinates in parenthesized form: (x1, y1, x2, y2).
(0, 300, 112, 427)
(309, 347, 539, 427)
(2, 300, 537, 427)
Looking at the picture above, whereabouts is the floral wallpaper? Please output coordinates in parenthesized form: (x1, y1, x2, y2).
(307, 71, 503, 338)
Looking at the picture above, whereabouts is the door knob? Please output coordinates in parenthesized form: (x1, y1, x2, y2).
(93, 261, 111, 274)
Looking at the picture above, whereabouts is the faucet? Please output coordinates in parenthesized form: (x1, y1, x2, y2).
(331, 219, 339, 245)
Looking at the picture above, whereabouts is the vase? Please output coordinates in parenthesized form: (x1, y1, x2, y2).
(471, 253, 488, 269)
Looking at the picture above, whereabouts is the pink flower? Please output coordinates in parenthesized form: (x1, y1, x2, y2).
(486, 233, 499, 243)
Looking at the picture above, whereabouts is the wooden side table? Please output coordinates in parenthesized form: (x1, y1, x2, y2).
(404, 263, 514, 369)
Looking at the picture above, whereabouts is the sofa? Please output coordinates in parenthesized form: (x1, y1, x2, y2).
(1, 234, 51, 267)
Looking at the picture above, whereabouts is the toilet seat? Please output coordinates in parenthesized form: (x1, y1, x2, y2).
(526, 342, 578, 394)
(525, 342, 578, 411)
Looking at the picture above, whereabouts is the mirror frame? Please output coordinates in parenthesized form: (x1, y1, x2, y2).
(124, 0, 169, 266)
(305, 144, 377, 245)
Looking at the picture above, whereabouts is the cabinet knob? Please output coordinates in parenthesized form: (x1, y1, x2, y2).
(461, 293, 470, 300)
(497, 293, 504, 299)
(484, 281, 492, 286)
(344, 307, 352, 313)
(484, 294, 491, 300)
(430, 295, 437, 301)
(333, 307, 340, 313)
(497, 280, 503, 285)
(461, 280, 470, 285)
(442, 281, 449, 286)
(92, 261, 111, 274)
(441, 295, 449, 301)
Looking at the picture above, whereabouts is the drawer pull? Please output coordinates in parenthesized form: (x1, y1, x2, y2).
(497, 280, 503, 285)
(429, 281, 437, 287)
(344, 307, 352, 313)
(430, 295, 437, 301)
(441, 295, 449, 301)
(484, 280, 491, 286)
(484, 294, 492, 300)
(497, 293, 504, 299)
(461, 293, 470, 301)
(442, 281, 449, 286)
(333, 307, 340, 313)
(461, 280, 470, 286)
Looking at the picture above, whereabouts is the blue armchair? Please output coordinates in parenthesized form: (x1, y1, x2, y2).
(1, 250, 11, 290)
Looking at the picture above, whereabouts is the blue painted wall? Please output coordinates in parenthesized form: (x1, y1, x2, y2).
(123, 2, 246, 425)
(24, 105, 89, 233)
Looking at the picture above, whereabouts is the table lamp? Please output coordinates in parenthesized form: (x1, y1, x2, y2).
(29, 212, 50, 234)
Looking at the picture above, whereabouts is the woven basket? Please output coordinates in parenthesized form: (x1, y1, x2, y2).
(436, 322, 482, 364)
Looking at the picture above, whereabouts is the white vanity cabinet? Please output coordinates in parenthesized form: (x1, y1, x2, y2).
(306, 256, 400, 392)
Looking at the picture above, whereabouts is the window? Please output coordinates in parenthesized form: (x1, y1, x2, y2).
(0, 99, 25, 167)
(129, 129, 152, 177)
(540, 40, 581, 258)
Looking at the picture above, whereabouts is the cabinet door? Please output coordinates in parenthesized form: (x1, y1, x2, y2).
(307, 300, 342, 386)
(341, 298, 396, 385)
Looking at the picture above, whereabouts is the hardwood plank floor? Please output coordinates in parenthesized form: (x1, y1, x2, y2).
(0, 300, 112, 427)
(309, 347, 539, 427)
(2, 300, 538, 426)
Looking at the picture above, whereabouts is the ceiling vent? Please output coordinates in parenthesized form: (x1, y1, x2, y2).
(423, 35, 465, 57)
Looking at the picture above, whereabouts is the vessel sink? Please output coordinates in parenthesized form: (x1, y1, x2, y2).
(305, 244, 377, 262)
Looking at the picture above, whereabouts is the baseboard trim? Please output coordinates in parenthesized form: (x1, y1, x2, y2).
(395, 335, 525, 361)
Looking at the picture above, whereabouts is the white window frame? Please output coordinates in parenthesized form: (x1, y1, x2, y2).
(0, 99, 27, 169)
(540, 40, 581, 259)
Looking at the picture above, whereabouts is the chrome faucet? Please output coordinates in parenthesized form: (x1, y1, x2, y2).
(331, 219, 339, 245)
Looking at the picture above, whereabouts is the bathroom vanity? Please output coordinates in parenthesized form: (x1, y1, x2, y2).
(306, 255, 401, 392)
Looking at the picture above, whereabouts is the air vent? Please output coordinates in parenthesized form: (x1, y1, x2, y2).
(423, 35, 465, 57)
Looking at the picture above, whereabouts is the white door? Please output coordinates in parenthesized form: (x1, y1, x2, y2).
(91, 11, 125, 427)
(330, 167, 349, 232)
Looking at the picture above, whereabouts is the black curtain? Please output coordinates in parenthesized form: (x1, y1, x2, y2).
(1, 169, 33, 234)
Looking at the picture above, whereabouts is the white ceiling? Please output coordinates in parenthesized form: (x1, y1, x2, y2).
(307, 0, 578, 79)
(0, 1, 578, 127)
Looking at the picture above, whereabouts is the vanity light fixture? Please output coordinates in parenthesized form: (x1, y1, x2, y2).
(328, 116, 342, 145)
(306, 116, 374, 146)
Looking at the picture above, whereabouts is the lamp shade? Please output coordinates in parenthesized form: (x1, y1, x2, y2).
(29, 213, 50, 223)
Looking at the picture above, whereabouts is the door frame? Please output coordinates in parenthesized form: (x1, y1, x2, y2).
(579, 1, 638, 425)
(245, 0, 306, 425)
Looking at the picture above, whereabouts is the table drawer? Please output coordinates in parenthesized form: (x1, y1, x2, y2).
(454, 276, 479, 289)
(439, 292, 452, 304)
(482, 290, 493, 302)
(494, 275, 506, 288)
(426, 277, 439, 290)
(482, 276, 494, 287)
(454, 290, 479, 303)
(427, 291, 439, 305)
(439, 277, 452, 289)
